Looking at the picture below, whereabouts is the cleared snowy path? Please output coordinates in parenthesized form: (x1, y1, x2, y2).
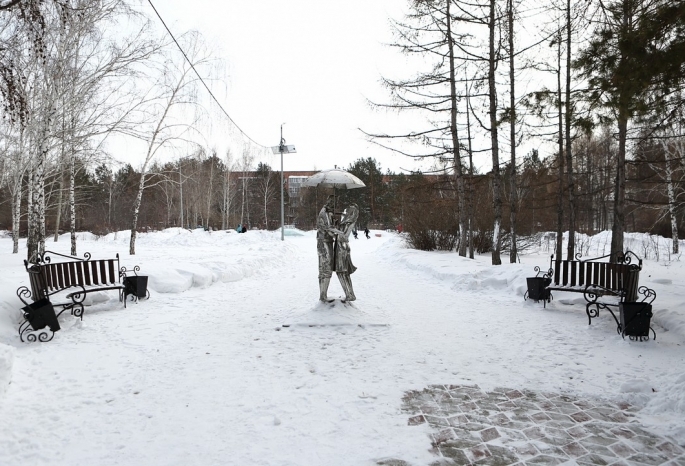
(1, 231, 684, 465)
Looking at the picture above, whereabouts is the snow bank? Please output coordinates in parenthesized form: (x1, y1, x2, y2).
(0, 228, 297, 401)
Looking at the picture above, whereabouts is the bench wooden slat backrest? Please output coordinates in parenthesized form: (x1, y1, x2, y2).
(551, 256, 640, 301)
(39, 256, 121, 293)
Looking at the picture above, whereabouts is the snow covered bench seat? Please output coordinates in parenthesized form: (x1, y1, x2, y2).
(530, 250, 644, 325)
(16, 251, 142, 341)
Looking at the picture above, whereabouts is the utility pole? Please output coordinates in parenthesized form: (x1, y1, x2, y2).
(272, 124, 297, 241)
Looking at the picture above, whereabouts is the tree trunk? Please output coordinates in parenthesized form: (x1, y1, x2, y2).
(12, 183, 21, 254)
(27, 131, 48, 263)
(565, 0, 576, 260)
(465, 73, 475, 259)
(555, 31, 564, 261)
(446, 0, 467, 257)
(130, 171, 146, 255)
(488, 0, 502, 265)
(69, 154, 77, 256)
(179, 163, 184, 229)
(206, 159, 213, 230)
(663, 141, 679, 254)
(610, 113, 627, 261)
(508, 0, 517, 263)
(54, 166, 63, 242)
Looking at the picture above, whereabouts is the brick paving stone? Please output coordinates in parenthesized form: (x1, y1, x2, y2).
(420, 403, 445, 415)
(531, 412, 553, 423)
(465, 444, 492, 463)
(576, 453, 614, 465)
(545, 419, 577, 430)
(570, 411, 593, 423)
(562, 441, 589, 457)
(573, 400, 595, 410)
(583, 435, 620, 447)
(443, 437, 481, 450)
(407, 414, 426, 426)
(609, 441, 638, 458)
(536, 400, 558, 412)
(482, 445, 520, 465)
(425, 415, 450, 427)
(555, 395, 576, 403)
(506, 390, 525, 400)
(514, 400, 541, 411)
(430, 428, 456, 447)
(446, 414, 469, 426)
(511, 412, 533, 423)
(501, 420, 536, 431)
(500, 428, 528, 442)
(401, 385, 684, 466)
(461, 401, 479, 412)
(523, 426, 547, 440)
(526, 454, 564, 465)
(566, 424, 588, 439)
(481, 427, 501, 442)
(438, 446, 470, 464)
(545, 426, 574, 443)
(498, 401, 519, 410)
(489, 413, 511, 426)
(578, 439, 616, 457)
(626, 452, 671, 465)
(608, 411, 632, 423)
(555, 402, 583, 415)
(631, 435, 670, 456)
(375, 459, 413, 466)
(658, 441, 685, 457)
(466, 412, 493, 424)
(512, 442, 539, 457)
(463, 421, 491, 432)
(666, 458, 685, 466)
(531, 440, 568, 458)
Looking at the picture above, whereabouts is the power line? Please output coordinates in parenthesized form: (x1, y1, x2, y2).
(146, 0, 269, 149)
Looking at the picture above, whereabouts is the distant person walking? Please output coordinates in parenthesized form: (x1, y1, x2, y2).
(352, 229, 358, 240)
(364, 228, 370, 239)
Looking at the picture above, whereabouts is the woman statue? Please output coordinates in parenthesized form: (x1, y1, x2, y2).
(334, 204, 359, 301)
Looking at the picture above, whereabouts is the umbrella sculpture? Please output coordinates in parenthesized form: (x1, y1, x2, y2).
(302, 168, 366, 190)
(302, 168, 366, 211)
(304, 169, 365, 302)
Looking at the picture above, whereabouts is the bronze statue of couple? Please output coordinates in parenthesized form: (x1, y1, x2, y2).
(316, 195, 358, 302)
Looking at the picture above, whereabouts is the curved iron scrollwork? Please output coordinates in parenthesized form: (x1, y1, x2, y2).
(64, 284, 87, 304)
(637, 286, 656, 304)
(533, 266, 553, 279)
(574, 252, 583, 261)
(120, 265, 141, 278)
(19, 321, 55, 343)
(583, 284, 621, 327)
(16, 286, 32, 306)
(39, 250, 92, 263)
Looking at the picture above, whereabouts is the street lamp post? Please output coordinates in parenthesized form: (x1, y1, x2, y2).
(271, 124, 296, 241)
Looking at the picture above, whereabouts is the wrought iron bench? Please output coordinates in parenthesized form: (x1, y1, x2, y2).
(16, 250, 144, 342)
(526, 250, 653, 327)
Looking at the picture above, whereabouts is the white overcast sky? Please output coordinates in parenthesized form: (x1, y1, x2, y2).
(140, 0, 430, 174)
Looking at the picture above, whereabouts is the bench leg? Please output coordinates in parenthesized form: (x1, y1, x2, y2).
(585, 301, 620, 330)
(19, 320, 56, 343)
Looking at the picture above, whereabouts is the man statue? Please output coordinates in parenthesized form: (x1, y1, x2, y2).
(317, 195, 336, 302)
(335, 204, 359, 302)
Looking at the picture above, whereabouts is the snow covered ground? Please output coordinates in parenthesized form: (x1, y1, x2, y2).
(0, 228, 684, 465)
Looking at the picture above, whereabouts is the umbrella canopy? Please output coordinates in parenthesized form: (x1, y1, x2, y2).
(302, 169, 366, 190)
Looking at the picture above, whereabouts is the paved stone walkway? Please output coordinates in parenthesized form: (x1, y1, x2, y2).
(387, 384, 685, 466)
